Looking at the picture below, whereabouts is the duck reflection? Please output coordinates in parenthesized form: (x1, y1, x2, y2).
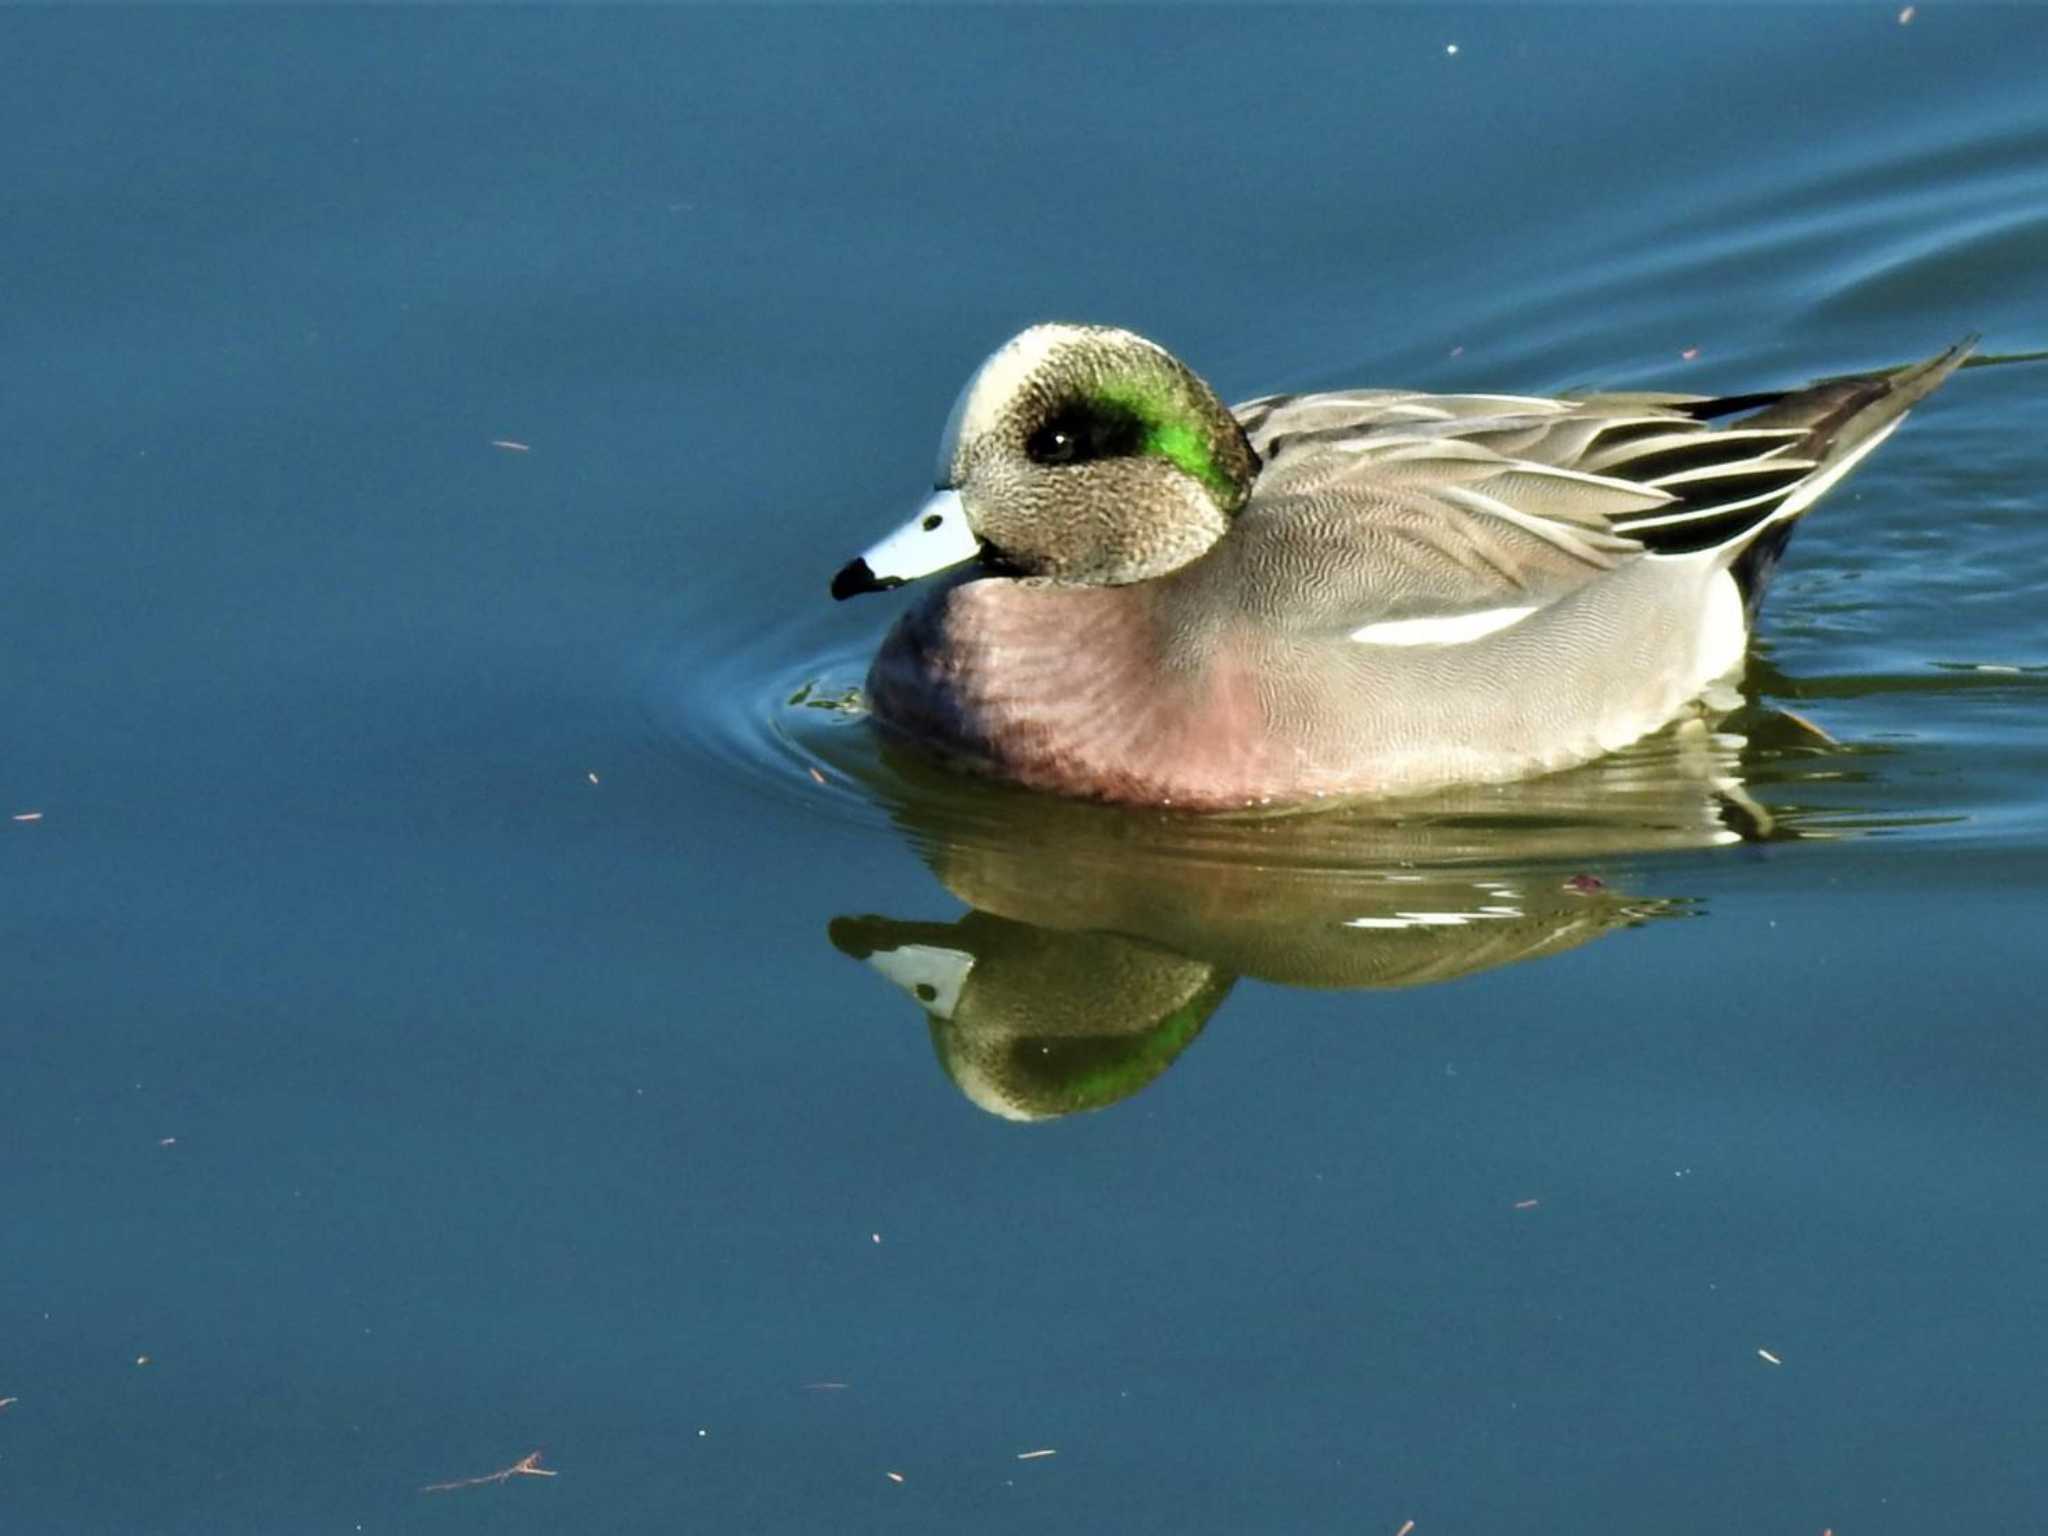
(830, 707, 1836, 1121)
(830, 912, 1231, 1121)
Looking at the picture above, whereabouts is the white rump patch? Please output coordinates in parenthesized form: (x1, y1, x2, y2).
(1696, 568, 1748, 681)
(1350, 605, 1538, 647)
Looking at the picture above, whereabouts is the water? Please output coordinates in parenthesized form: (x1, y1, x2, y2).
(5, 7, 2046, 1531)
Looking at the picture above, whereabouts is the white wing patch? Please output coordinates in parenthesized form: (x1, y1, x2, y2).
(1350, 605, 1538, 647)
(1343, 907, 1525, 929)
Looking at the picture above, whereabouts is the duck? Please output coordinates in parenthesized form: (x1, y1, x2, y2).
(830, 324, 1971, 811)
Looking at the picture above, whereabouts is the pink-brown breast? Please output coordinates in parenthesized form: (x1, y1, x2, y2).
(865, 576, 1312, 810)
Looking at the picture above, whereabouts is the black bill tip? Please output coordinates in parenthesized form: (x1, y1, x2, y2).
(831, 556, 901, 602)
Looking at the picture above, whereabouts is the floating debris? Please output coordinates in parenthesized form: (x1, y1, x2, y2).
(1016, 1448, 1057, 1460)
(12, 811, 43, 823)
(1681, 346, 1701, 361)
(1397, 1521, 1417, 1536)
(490, 439, 531, 453)
(1898, 5, 1915, 22)
(1757, 1348, 1782, 1366)
(801, 1381, 850, 1391)
(786, 681, 866, 715)
(1513, 1199, 1540, 1211)
(587, 771, 600, 785)
(422, 1450, 557, 1493)
(808, 766, 828, 786)
(884, 1471, 905, 1484)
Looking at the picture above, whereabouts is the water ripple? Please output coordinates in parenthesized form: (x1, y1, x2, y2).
(647, 590, 2048, 885)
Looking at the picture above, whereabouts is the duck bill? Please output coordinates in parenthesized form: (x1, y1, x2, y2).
(831, 490, 979, 600)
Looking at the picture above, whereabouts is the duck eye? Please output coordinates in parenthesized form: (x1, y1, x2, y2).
(1026, 403, 1144, 468)
(1027, 423, 1082, 465)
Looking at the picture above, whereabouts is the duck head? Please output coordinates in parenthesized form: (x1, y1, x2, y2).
(831, 324, 1260, 599)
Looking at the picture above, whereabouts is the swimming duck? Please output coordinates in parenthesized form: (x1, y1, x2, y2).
(831, 325, 1970, 810)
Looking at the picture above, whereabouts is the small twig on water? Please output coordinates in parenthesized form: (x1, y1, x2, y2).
(422, 1450, 557, 1493)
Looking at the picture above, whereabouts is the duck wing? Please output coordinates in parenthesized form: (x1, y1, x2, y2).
(1224, 341, 1972, 634)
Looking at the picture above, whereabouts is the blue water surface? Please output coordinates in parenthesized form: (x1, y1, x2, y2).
(5, 7, 2047, 1533)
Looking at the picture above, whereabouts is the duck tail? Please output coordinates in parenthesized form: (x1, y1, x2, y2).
(1699, 337, 1979, 615)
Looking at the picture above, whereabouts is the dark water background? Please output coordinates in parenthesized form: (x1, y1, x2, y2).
(6, 7, 2047, 1532)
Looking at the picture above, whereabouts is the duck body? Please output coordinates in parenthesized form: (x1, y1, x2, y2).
(836, 327, 1971, 810)
(868, 535, 1740, 810)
